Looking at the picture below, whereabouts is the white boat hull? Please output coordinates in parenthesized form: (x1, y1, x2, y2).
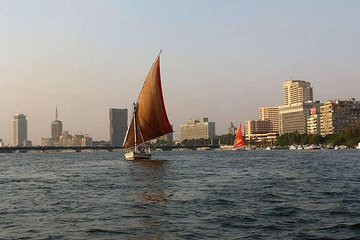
(124, 151, 151, 160)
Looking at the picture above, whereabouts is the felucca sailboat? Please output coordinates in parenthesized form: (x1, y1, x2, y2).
(233, 123, 246, 150)
(122, 51, 173, 160)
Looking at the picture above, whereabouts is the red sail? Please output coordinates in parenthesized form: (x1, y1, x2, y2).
(123, 56, 173, 149)
(233, 124, 246, 148)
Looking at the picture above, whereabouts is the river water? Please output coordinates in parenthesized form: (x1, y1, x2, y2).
(1, 150, 360, 239)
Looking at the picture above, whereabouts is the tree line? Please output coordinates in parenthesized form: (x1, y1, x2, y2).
(277, 124, 360, 147)
(150, 123, 360, 148)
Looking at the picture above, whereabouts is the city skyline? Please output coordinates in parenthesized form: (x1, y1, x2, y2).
(1, 77, 359, 145)
(1, 1, 360, 144)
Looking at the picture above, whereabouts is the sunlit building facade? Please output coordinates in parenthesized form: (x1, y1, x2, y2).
(258, 107, 280, 133)
(283, 80, 313, 105)
(180, 118, 215, 141)
(59, 131, 73, 147)
(320, 99, 360, 136)
(244, 120, 271, 137)
(307, 107, 321, 135)
(279, 101, 320, 135)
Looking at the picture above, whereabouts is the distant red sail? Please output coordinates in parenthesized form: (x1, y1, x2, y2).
(233, 124, 245, 148)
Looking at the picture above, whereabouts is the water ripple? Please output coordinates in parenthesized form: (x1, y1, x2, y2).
(1, 150, 360, 239)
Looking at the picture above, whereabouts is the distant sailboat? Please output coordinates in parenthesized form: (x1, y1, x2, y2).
(122, 51, 173, 160)
(233, 123, 246, 150)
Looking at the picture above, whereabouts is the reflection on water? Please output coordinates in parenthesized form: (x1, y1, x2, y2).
(134, 159, 167, 169)
(131, 158, 174, 239)
(142, 191, 174, 204)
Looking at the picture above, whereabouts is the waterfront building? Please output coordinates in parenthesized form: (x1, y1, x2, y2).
(180, 118, 215, 141)
(59, 131, 73, 147)
(41, 138, 54, 147)
(307, 107, 321, 135)
(51, 107, 63, 141)
(228, 122, 237, 135)
(109, 108, 128, 146)
(12, 114, 28, 147)
(53, 130, 92, 147)
(258, 107, 280, 133)
(244, 119, 271, 141)
(72, 132, 92, 147)
(279, 101, 320, 135)
(320, 99, 360, 136)
(246, 132, 278, 146)
(72, 133, 84, 146)
(283, 80, 313, 105)
(81, 134, 93, 147)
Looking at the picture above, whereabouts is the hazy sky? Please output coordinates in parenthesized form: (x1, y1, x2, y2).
(1, 0, 359, 144)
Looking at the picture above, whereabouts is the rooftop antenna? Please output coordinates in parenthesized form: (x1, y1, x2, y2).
(55, 106, 58, 121)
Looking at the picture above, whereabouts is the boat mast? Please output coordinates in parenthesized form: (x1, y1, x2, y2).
(133, 103, 137, 151)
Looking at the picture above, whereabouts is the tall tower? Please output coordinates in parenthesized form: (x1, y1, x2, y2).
(12, 114, 28, 146)
(109, 108, 128, 146)
(51, 106, 63, 141)
(283, 80, 313, 105)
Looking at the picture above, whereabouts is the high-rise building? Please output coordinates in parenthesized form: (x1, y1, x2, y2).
(109, 108, 128, 146)
(279, 101, 320, 135)
(320, 99, 360, 136)
(51, 107, 63, 141)
(180, 118, 215, 141)
(279, 80, 318, 135)
(258, 107, 280, 133)
(283, 80, 313, 105)
(12, 114, 28, 146)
